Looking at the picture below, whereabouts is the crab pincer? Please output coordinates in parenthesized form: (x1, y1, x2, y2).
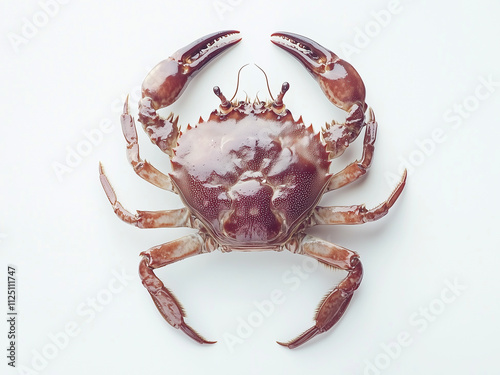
(271, 32, 367, 159)
(139, 30, 242, 156)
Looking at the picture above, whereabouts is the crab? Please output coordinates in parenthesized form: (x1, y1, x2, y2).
(99, 30, 406, 349)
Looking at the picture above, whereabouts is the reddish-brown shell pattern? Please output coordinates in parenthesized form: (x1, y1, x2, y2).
(170, 103, 331, 249)
(99, 30, 407, 349)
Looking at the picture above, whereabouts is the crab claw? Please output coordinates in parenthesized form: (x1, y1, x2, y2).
(142, 30, 242, 109)
(272, 32, 368, 159)
(271, 32, 365, 112)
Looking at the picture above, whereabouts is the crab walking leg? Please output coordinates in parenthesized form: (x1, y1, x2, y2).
(120, 97, 175, 192)
(271, 32, 367, 159)
(139, 233, 216, 344)
(279, 235, 362, 349)
(326, 109, 377, 191)
(99, 163, 191, 228)
(138, 30, 241, 157)
(312, 170, 406, 226)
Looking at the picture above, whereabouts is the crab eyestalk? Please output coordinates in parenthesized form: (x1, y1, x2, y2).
(272, 82, 290, 114)
(213, 86, 233, 114)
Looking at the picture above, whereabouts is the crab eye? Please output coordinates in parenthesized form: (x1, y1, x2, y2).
(272, 82, 290, 114)
(213, 85, 232, 113)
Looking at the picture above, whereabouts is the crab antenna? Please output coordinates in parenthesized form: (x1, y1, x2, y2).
(229, 63, 249, 102)
(255, 64, 275, 101)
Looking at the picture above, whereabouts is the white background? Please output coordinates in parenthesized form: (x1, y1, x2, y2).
(1, 0, 499, 374)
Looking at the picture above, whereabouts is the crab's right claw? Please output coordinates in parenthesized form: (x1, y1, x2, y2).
(271, 32, 365, 112)
(142, 30, 242, 109)
(272, 32, 368, 159)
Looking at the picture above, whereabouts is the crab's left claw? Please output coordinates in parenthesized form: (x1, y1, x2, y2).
(138, 31, 241, 157)
(143, 30, 242, 109)
(271, 32, 367, 159)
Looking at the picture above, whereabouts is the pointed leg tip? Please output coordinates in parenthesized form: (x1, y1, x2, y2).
(398, 169, 408, 188)
(123, 95, 130, 113)
(276, 326, 321, 349)
(276, 341, 292, 348)
(196, 337, 217, 345)
(367, 107, 376, 121)
(180, 324, 216, 346)
(400, 169, 408, 188)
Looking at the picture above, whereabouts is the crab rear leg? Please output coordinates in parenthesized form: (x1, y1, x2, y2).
(139, 233, 217, 344)
(280, 235, 362, 349)
(139, 30, 241, 157)
(271, 32, 367, 159)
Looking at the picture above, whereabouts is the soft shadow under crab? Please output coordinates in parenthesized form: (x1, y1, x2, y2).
(99, 30, 406, 349)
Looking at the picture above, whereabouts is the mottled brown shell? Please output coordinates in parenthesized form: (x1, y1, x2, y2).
(99, 30, 407, 349)
(170, 103, 331, 249)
